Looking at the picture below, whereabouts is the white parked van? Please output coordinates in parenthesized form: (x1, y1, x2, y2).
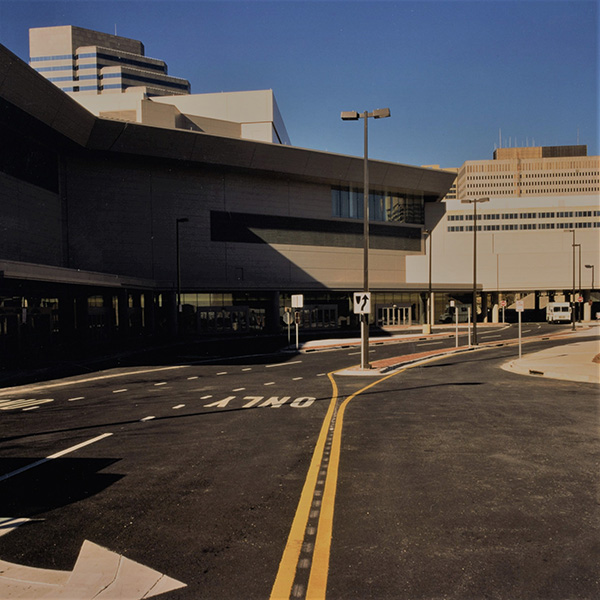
(439, 304, 470, 323)
(546, 302, 571, 323)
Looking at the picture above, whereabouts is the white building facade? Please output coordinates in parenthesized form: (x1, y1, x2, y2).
(408, 146, 600, 323)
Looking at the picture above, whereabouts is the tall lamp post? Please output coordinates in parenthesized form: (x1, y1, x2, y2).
(176, 217, 189, 314)
(564, 229, 576, 331)
(574, 243, 582, 322)
(422, 229, 433, 330)
(460, 197, 489, 345)
(341, 108, 391, 370)
(585, 264, 595, 290)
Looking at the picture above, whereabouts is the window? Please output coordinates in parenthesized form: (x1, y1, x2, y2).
(332, 187, 424, 224)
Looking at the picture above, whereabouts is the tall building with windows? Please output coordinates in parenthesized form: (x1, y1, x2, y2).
(29, 25, 191, 96)
(28, 25, 290, 145)
(408, 145, 600, 322)
(456, 145, 599, 198)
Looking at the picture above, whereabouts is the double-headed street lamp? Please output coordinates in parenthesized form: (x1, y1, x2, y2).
(460, 197, 489, 345)
(341, 108, 391, 370)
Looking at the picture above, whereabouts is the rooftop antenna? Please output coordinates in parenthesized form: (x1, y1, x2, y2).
(577, 128, 580, 145)
(115, 24, 117, 36)
(499, 128, 502, 148)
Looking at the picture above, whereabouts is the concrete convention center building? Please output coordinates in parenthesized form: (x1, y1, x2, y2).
(0, 27, 460, 363)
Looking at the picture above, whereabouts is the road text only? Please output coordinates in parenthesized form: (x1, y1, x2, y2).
(204, 396, 316, 409)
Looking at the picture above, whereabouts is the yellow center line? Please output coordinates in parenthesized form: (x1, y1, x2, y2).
(305, 369, 404, 600)
(272, 353, 451, 600)
(269, 374, 339, 600)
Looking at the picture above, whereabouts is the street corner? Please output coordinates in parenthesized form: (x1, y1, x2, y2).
(501, 339, 600, 384)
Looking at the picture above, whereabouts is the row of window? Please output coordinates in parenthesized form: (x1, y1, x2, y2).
(448, 221, 600, 232)
(32, 52, 166, 73)
(331, 187, 424, 224)
(448, 210, 600, 222)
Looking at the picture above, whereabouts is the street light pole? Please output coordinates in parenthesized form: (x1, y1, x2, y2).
(341, 108, 391, 370)
(574, 243, 582, 322)
(565, 229, 576, 331)
(460, 197, 489, 345)
(176, 217, 189, 314)
(422, 229, 433, 330)
(585, 264, 595, 290)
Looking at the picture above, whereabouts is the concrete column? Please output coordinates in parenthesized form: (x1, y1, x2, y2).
(491, 292, 499, 323)
(164, 291, 178, 337)
(266, 292, 281, 334)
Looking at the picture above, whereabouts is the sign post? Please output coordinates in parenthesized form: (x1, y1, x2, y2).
(291, 295, 304, 351)
(468, 306, 472, 347)
(283, 309, 292, 346)
(450, 301, 458, 348)
(353, 292, 372, 369)
(516, 300, 524, 358)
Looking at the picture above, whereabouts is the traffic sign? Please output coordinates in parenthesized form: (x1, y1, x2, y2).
(283, 312, 293, 325)
(500, 300, 507, 307)
(353, 292, 371, 315)
(291, 294, 304, 308)
(515, 300, 524, 312)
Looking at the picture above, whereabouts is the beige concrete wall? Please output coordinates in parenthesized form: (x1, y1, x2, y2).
(64, 152, 419, 291)
(406, 195, 600, 292)
(30, 25, 144, 58)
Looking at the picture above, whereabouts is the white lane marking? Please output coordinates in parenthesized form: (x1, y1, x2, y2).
(205, 396, 235, 408)
(22, 406, 40, 412)
(140, 416, 155, 422)
(243, 396, 263, 408)
(482, 334, 501, 338)
(68, 397, 85, 402)
(200, 395, 213, 400)
(266, 360, 302, 368)
(172, 404, 185, 410)
(154, 382, 167, 387)
(0, 433, 113, 482)
(0, 365, 189, 397)
(216, 372, 228, 376)
(233, 387, 246, 392)
(347, 351, 361, 356)
(317, 373, 327, 377)
(417, 341, 444, 346)
(0, 398, 54, 411)
(242, 368, 252, 372)
(187, 376, 199, 380)
(112, 389, 127, 394)
(292, 377, 303, 381)
(264, 382, 276, 386)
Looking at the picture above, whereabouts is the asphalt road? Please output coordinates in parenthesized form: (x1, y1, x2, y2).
(0, 324, 598, 599)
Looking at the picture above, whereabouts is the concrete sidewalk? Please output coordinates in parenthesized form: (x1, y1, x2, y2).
(314, 326, 599, 383)
(501, 339, 600, 384)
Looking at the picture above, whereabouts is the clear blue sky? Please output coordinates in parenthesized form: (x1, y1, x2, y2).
(0, 0, 597, 168)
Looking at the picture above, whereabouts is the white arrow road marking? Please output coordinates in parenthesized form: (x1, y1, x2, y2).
(0, 517, 33, 538)
(0, 540, 186, 598)
(0, 433, 113, 483)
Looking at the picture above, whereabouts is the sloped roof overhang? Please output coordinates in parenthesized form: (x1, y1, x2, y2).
(0, 43, 455, 200)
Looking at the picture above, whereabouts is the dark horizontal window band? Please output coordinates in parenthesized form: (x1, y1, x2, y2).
(210, 211, 421, 251)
